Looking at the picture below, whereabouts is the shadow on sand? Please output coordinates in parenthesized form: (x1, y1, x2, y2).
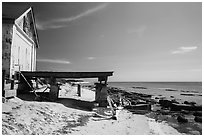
(17, 92, 95, 112)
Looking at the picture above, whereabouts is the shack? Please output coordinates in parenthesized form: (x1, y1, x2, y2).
(2, 4, 39, 80)
(2, 4, 114, 107)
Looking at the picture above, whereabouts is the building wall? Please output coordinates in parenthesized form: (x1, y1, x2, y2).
(2, 10, 38, 79)
(2, 24, 13, 78)
(11, 26, 34, 75)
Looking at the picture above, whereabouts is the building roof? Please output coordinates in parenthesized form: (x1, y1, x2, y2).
(2, 3, 40, 48)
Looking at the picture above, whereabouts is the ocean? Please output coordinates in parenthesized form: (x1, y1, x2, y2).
(107, 82, 202, 105)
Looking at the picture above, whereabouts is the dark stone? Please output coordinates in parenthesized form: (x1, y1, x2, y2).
(159, 99, 172, 108)
(170, 96, 174, 98)
(193, 111, 202, 117)
(165, 88, 178, 91)
(184, 101, 190, 104)
(132, 86, 147, 89)
(189, 101, 196, 106)
(177, 115, 188, 123)
(184, 101, 196, 105)
(180, 93, 195, 96)
(171, 103, 202, 111)
(194, 116, 202, 123)
(171, 99, 179, 104)
(181, 109, 190, 114)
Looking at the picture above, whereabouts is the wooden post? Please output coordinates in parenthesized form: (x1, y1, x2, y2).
(95, 81, 108, 107)
(49, 77, 59, 101)
(36, 78, 39, 89)
(10, 75, 14, 90)
(77, 84, 81, 97)
(2, 70, 5, 97)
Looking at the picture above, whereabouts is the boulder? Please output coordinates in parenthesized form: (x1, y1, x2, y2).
(189, 131, 200, 135)
(171, 103, 202, 111)
(184, 101, 196, 105)
(194, 116, 202, 123)
(193, 111, 202, 117)
(184, 101, 190, 104)
(159, 99, 172, 108)
(177, 115, 188, 123)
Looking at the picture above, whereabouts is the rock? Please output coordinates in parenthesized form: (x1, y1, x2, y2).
(181, 109, 190, 114)
(159, 99, 172, 108)
(160, 109, 170, 115)
(183, 101, 196, 105)
(180, 93, 195, 96)
(170, 96, 174, 98)
(171, 99, 179, 104)
(165, 88, 177, 91)
(132, 86, 147, 89)
(189, 101, 196, 106)
(194, 116, 202, 123)
(177, 115, 188, 123)
(171, 103, 201, 111)
(193, 111, 202, 116)
(184, 101, 190, 104)
(189, 130, 200, 135)
(2, 103, 12, 114)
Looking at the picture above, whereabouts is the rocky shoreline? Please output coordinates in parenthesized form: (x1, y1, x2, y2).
(106, 86, 202, 135)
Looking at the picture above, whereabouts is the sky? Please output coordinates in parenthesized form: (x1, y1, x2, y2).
(7, 2, 202, 82)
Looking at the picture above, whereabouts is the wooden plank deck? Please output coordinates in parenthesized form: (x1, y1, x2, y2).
(19, 71, 114, 78)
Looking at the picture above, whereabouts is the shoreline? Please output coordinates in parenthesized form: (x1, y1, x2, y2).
(2, 83, 202, 135)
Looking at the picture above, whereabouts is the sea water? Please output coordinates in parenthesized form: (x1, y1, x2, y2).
(108, 82, 202, 105)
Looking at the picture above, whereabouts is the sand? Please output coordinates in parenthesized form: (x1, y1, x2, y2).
(2, 84, 183, 135)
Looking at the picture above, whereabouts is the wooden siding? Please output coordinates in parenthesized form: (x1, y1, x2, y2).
(2, 24, 13, 78)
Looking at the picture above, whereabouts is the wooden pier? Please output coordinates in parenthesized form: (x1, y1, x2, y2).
(17, 71, 114, 106)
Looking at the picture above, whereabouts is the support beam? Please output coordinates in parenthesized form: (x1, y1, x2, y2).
(49, 77, 59, 101)
(95, 83, 108, 107)
(2, 70, 5, 97)
(77, 84, 81, 97)
(20, 71, 113, 78)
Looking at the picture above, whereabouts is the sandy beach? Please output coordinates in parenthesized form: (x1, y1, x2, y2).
(2, 84, 188, 135)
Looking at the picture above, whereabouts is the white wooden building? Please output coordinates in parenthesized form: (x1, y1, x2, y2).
(2, 4, 39, 79)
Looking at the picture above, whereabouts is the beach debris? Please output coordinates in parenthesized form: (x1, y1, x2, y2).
(177, 115, 188, 123)
(194, 116, 202, 123)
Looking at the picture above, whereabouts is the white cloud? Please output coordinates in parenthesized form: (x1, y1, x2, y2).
(36, 3, 108, 30)
(171, 46, 198, 54)
(37, 58, 71, 64)
(87, 57, 95, 60)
